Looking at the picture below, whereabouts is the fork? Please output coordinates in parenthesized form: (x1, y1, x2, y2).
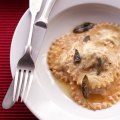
(13, 0, 43, 102)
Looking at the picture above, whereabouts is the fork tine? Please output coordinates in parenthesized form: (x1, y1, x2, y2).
(15, 70, 24, 102)
(24, 71, 33, 102)
(13, 70, 19, 102)
(21, 70, 29, 102)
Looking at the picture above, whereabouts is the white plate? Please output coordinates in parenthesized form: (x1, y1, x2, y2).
(10, 0, 120, 119)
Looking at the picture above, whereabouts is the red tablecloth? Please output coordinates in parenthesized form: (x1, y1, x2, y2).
(0, 0, 37, 119)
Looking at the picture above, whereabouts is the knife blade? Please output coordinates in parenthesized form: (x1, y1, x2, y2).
(2, 28, 46, 110)
(2, 80, 15, 109)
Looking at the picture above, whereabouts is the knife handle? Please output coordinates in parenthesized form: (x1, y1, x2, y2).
(35, 0, 57, 28)
(2, 80, 15, 109)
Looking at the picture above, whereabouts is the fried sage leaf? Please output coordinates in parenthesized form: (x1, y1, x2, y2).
(73, 22, 95, 33)
(74, 49, 81, 64)
(81, 75, 89, 99)
(83, 35, 90, 42)
(96, 57, 104, 75)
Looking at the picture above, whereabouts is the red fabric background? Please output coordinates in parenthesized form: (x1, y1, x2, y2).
(0, 0, 37, 119)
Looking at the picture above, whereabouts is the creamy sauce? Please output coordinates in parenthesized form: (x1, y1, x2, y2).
(56, 77, 120, 104)
(55, 79, 71, 98)
(55, 77, 108, 103)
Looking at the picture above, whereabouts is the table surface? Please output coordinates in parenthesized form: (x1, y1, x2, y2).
(0, 0, 37, 119)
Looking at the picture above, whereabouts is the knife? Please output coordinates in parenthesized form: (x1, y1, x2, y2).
(2, 0, 57, 109)
(2, 0, 44, 109)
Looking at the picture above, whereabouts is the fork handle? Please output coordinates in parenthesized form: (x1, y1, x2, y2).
(35, 0, 57, 28)
(25, 13, 36, 53)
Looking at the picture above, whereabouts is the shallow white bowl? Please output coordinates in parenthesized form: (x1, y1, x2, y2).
(11, 0, 120, 119)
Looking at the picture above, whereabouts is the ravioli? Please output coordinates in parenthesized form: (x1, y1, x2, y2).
(47, 22, 120, 110)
